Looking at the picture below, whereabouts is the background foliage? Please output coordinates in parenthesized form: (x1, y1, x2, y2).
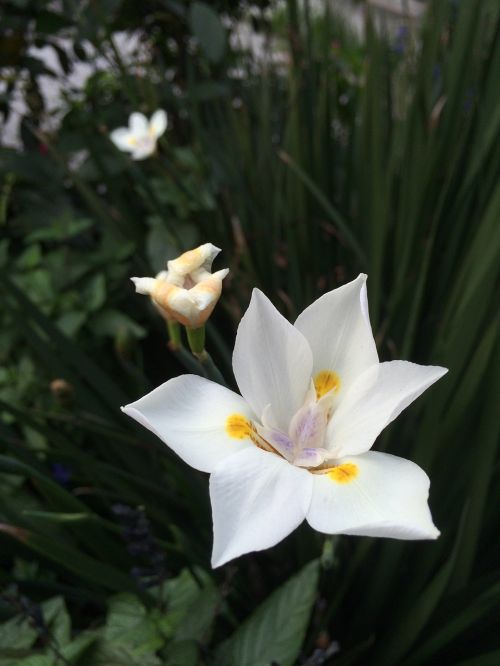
(1, 0, 499, 664)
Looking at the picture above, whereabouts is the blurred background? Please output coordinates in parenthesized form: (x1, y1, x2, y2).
(1, 1, 499, 664)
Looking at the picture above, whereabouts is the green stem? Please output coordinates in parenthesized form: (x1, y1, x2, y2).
(166, 321, 182, 350)
(186, 326, 206, 355)
(194, 351, 227, 387)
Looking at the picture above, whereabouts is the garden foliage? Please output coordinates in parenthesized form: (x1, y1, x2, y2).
(0, 0, 499, 664)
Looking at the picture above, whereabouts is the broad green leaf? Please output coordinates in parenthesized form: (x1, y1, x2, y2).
(162, 639, 199, 666)
(57, 310, 87, 336)
(91, 309, 146, 339)
(42, 596, 71, 646)
(15, 656, 53, 666)
(83, 273, 106, 312)
(105, 594, 168, 655)
(27, 217, 93, 242)
(188, 2, 226, 64)
(16, 244, 41, 270)
(162, 568, 219, 641)
(78, 640, 161, 666)
(0, 614, 37, 654)
(215, 559, 320, 666)
(60, 631, 100, 662)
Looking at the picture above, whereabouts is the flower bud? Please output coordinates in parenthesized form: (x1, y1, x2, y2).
(50, 378, 74, 406)
(131, 243, 229, 328)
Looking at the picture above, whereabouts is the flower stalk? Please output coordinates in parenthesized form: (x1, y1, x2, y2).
(186, 326, 206, 355)
(166, 320, 182, 351)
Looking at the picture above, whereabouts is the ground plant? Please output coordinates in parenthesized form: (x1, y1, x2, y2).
(0, 1, 499, 664)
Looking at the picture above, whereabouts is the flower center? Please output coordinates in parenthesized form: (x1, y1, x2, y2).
(128, 135, 154, 151)
(225, 369, 344, 470)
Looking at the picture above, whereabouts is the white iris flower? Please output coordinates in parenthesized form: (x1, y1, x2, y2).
(122, 275, 447, 567)
(110, 110, 167, 160)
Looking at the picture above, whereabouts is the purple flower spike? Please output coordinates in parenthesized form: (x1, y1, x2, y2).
(50, 463, 72, 486)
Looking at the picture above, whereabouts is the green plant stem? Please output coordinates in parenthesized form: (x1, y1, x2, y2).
(194, 350, 227, 387)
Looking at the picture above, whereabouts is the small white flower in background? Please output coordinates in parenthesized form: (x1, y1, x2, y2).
(131, 243, 229, 328)
(110, 110, 167, 160)
(123, 275, 447, 567)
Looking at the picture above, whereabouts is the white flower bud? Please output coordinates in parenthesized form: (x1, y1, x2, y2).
(132, 244, 229, 327)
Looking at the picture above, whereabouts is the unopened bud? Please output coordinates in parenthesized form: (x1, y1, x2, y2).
(131, 243, 229, 328)
(50, 379, 74, 406)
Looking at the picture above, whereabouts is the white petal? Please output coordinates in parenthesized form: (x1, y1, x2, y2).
(210, 447, 313, 566)
(232, 289, 313, 431)
(129, 111, 149, 136)
(131, 140, 156, 160)
(122, 375, 254, 473)
(328, 361, 448, 457)
(359, 280, 371, 327)
(199, 243, 222, 272)
(149, 109, 168, 138)
(307, 451, 439, 539)
(110, 127, 134, 152)
(131, 277, 156, 294)
(166, 287, 202, 323)
(167, 243, 221, 280)
(294, 274, 378, 402)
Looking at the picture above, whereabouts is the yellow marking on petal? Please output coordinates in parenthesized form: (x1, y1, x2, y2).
(127, 136, 137, 146)
(314, 371, 341, 399)
(328, 463, 358, 483)
(225, 414, 277, 453)
(226, 413, 253, 440)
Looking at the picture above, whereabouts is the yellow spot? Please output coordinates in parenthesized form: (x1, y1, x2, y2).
(328, 463, 358, 484)
(226, 413, 253, 440)
(314, 371, 341, 399)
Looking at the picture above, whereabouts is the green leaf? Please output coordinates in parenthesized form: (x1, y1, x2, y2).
(216, 559, 320, 666)
(162, 639, 199, 666)
(161, 568, 218, 641)
(146, 221, 178, 274)
(145, 217, 197, 273)
(57, 310, 87, 336)
(27, 217, 93, 243)
(176, 585, 218, 642)
(16, 244, 42, 270)
(0, 522, 137, 593)
(15, 656, 53, 666)
(188, 2, 226, 64)
(83, 273, 106, 312)
(91, 310, 146, 339)
(0, 614, 37, 653)
(105, 594, 168, 655)
(453, 649, 500, 666)
(375, 507, 468, 665)
(42, 596, 71, 646)
(60, 631, 100, 662)
(81, 642, 161, 666)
